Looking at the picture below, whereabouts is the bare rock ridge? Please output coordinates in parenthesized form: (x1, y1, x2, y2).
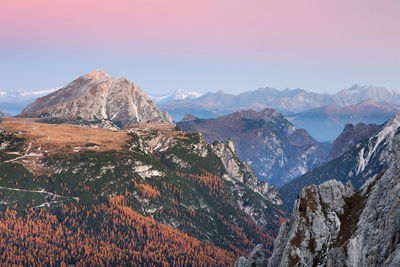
(234, 244, 266, 267)
(19, 69, 174, 127)
(212, 139, 283, 206)
(267, 157, 400, 266)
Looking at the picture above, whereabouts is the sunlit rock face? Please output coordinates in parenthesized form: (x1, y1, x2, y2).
(20, 69, 174, 127)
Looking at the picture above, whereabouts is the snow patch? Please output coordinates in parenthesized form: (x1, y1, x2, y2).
(356, 116, 400, 174)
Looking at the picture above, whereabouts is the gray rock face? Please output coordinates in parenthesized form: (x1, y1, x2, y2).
(268, 147, 400, 266)
(235, 244, 266, 267)
(268, 180, 354, 267)
(212, 139, 283, 206)
(19, 70, 174, 127)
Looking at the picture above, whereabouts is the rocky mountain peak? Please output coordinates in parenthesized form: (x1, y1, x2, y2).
(19, 70, 174, 127)
(82, 69, 111, 81)
(178, 108, 329, 186)
(180, 113, 199, 122)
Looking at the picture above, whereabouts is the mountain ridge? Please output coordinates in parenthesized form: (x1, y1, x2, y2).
(178, 108, 329, 186)
(159, 84, 400, 122)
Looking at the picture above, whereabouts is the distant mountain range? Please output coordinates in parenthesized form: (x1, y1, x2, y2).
(0, 88, 56, 115)
(287, 100, 400, 141)
(158, 84, 400, 121)
(148, 89, 201, 103)
(178, 109, 329, 187)
(157, 85, 400, 141)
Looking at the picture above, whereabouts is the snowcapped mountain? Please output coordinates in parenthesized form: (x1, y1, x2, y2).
(333, 84, 400, 106)
(148, 89, 201, 103)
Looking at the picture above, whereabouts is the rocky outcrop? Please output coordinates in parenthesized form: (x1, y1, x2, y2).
(268, 180, 355, 266)
(327, 122, 382, 160)
(268, 152, 400, 266)
(235, 244, 266, 267)
(178, 108, 329, 186)
(180, 113, 199, 122)
(19, 70, 174, 127)
(279, 112, 400, 211)
(212, 139, 283, 206)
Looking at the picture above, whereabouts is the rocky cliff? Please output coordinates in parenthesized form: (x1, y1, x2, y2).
(19, 70, 173, 127)
(268, 156, 400, 266)
(178, 109, 329, 186)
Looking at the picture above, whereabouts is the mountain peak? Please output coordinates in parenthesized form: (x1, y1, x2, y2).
(83, 69, 111, 81)
(181, 113, 199, 122)
(19, 71, 174, 126)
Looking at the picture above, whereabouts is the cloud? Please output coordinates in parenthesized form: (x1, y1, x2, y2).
(19, 88, 56, 97)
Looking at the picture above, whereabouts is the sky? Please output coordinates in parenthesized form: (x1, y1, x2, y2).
(0, 0, 399, 95)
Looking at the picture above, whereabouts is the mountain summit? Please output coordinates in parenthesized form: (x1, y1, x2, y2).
(20, 70, 174, 127)
(178, 108, 329, 186)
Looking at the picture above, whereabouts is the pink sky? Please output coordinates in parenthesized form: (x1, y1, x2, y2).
(1, 0, 399, 58)
(0, 0, 399, 94)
